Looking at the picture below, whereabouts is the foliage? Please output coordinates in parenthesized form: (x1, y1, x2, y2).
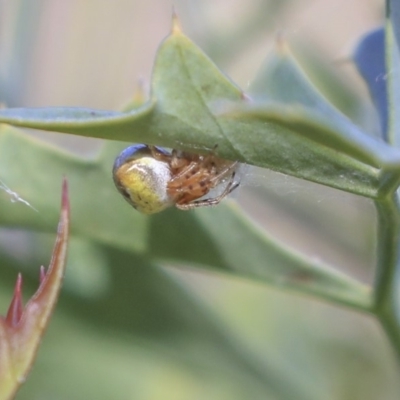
(0, 1, 400, 399)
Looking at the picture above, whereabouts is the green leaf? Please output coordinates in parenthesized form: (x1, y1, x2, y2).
(0, 127, 148, 252)
(0, 24, 244, 158)
(0, 241, 324, 400)
(0, 124, 370, 310)
(1, 8, 398, 399)
(0, 103, 155, 142)
(1, 28, 399, 200)
(222, 42, 400, 198)
(160, 204, 372, 310)
(0, 20, 378, 310)
(218, 102, 400, 198)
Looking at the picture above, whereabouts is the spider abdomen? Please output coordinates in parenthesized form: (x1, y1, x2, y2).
(113, 145, 174, 214)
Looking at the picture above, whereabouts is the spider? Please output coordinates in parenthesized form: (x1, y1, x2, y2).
(112, 144, 239, 214)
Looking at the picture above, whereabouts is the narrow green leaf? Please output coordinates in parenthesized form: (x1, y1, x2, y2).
(0, 125, 149, 253)
(0, 124, 370, 310)
(374, 195, 400, 361)
(0, 23, 397, 205)
(219, 102, 400, 198)
(1, 28, 399, 199)
(0, 25, 244, 159)
(149, 22, 243, 158)
(150, 204, 372, 311)
(370, 0, 400, 354)
(0, 101, 155, 142)
(248, 40, 382, 145)
(0, 248, 282, 400)
(248, 41, 365, 127)
(224, 42, 400, 197)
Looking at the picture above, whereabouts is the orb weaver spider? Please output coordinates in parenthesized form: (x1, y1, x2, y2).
(112, 144, 239, 214)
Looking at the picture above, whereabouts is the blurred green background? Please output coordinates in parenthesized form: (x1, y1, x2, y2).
(1, 1, 399, 399)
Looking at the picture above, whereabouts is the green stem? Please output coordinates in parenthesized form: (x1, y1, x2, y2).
(374, 194, 400, 360)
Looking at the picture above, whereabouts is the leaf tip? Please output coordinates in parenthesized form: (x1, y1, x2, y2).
(31, 177, 69, 303)
(61, 177, 69, 214)
(39, 265, 46, 284)
(132, 78, 148, 106)
(5, 273, 24, 327)
(274, 32, 290, 55)
(171, 7, 183, 35)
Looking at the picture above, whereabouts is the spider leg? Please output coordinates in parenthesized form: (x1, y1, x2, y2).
(208, 161, 239, 188)
(176, 170, 240, 210)
(172, 146, 228, 188)
(168, 160, 202, 186)
(168, 169, 211, 204)
(170, 149, 189, 169)
(148, 145, 172, 163)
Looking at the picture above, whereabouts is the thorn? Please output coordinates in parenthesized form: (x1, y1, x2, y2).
(39, 266, 46, 284)
(171, 6, 182, 34)
(61, 177, 70, 221)
(133, 78, 147, 103)
(6, 273, 24, 327)
(274, 31, 289, 54)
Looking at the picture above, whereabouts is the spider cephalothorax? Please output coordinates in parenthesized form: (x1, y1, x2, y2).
(112, 144, 239, 214)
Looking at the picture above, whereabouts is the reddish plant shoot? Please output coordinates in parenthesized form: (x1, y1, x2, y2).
(0, 178, 70, 400)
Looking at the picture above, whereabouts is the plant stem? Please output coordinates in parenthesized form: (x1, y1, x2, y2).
(374, 194, 400, 361)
